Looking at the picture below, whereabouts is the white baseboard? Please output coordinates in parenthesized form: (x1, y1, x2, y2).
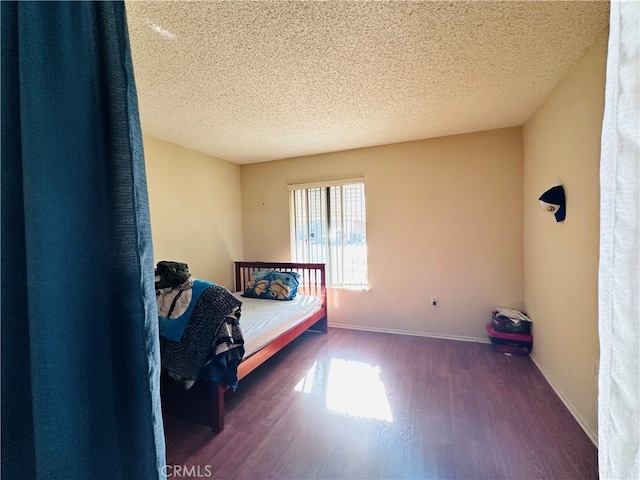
(328, 322, 597, 446)
(328, 322, 491, 344)
(529, 355, 598, 446)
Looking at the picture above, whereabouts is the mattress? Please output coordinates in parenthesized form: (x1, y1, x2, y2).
(233, 293, 323, 358)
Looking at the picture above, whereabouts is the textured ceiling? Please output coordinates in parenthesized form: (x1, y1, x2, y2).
(125, 1, 609, 164)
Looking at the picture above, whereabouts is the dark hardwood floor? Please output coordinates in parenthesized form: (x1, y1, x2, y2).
(162, 328, 597, 480)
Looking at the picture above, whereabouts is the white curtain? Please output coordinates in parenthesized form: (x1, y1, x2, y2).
(598, 1, 640, 479)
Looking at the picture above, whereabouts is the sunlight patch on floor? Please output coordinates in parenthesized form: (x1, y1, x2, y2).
(294, 358, 394, 422)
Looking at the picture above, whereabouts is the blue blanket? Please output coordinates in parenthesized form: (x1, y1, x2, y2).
(158, 279, 213, 341)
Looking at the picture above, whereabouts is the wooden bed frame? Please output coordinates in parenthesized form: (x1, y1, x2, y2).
(160, 261, 327, 432)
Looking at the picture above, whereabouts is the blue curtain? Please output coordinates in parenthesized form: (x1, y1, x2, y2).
(1, 2, 166, 479)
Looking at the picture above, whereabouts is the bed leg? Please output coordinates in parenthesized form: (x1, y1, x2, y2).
(312, 315, 328, 334)
(210, 383, 225, 433)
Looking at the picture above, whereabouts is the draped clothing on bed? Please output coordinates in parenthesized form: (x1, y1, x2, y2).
(158, 281, 245, 390)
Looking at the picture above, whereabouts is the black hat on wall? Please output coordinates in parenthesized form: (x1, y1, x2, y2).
(539, 185, 566, 222)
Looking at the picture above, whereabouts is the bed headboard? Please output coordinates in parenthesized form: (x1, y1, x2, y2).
(234, 261, 326, 306)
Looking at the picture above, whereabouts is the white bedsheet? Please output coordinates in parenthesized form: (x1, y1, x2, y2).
(234, 293, 323, 358)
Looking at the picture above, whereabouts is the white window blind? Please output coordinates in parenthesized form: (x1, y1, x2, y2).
(289, 178, 368, 288)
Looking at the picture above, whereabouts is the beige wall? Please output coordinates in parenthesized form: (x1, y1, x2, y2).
(144, 135, 243, 289)
(523, 29, 608, 443)
(241, 128, 524, 340)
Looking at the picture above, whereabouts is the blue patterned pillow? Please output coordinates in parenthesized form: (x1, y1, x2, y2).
(242, 270, 300, 300)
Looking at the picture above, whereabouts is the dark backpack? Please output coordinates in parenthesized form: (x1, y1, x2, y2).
(155, 261, 191, 289)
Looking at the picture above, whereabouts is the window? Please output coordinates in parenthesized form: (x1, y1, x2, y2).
(288, 178, 368, 288)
